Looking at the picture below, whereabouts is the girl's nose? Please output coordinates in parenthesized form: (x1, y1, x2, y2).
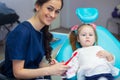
(86, 35, 89, 39)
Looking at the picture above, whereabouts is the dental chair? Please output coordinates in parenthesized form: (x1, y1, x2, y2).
(54, 8, 120, 80)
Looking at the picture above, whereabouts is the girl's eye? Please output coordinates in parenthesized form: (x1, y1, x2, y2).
(81, 34, 86, 36)
(89, 34, 93, 36)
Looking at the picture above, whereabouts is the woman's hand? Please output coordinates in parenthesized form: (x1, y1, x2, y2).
(96, 50, 114, 62)
(49, 62, 70, 76)
(50, 59, 58, 65)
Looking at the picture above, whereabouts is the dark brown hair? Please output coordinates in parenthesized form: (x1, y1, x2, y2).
(34, 0, 64, 12)
(42, 26, 53, 63)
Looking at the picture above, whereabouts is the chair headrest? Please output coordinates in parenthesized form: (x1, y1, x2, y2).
(76, 8, 99, 23)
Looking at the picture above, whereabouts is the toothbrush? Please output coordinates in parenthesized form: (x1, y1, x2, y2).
(65, 52, 78, 65)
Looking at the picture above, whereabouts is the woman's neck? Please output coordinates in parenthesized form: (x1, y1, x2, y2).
(28, 16, 44, 31)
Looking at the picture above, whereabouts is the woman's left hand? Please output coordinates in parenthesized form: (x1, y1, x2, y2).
(96, 50, 114, 62)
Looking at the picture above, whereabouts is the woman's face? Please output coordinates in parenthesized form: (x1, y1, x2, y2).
(35, 0, 62, 26)
(77, 25, 96, 47)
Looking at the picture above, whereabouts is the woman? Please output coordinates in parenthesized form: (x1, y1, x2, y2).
(1, 0, 70, 80)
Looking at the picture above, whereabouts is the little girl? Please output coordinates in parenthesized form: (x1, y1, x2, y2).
(66, 24, 119, 80)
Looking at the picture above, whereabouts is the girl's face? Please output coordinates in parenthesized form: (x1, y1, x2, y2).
(77, 25, 96, 47)
(35, 0, 61, 25)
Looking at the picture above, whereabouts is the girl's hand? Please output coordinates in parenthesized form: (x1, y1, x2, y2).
(49, 62, 70, 76)
(96, 50, 114, 62)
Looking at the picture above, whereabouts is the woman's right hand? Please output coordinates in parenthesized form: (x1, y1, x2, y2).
(50, 59, 58, 65)
(49, 62, 70, 76)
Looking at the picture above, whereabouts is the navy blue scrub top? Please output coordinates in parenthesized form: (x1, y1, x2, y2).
(2, 21, 45, 78)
